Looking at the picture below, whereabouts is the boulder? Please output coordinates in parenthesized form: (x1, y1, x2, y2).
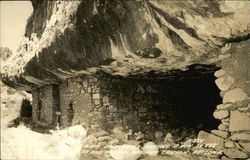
(164, 133, 174, 142)
(239, 107, 249, 112)
(67, 125, 87, 138)
(223, 88, 248, 103)
(135, 132, 145, 141)
(215, 76, 234, 91)
(197, 131, 224, 150)
(214, 70, 226, 78)
(142, 142, 159, 156)
(231, 133, 250, 141)
(213, 110, 229, 120)
(223, 149, 248, 159)
(211, 130, 228, 138)
(224, 141, 235, 148)
(218, 124, 228, 131)
(82, 135, 98, 145)
(92, 93, 100, 99)
(239, 142, 250, 152)
(94, 130, 109, 137)
(109, 139, 120, 145)
(221, 156, 234, 160)
(229, 111, 250, 132)
(98, 136, 112, 142)
(222, 120, 229, 126)
(220, 91, 226, 98)
(154, 131, 164, 142)
(109, 144, 142, 160)
(216, 104, 232, 110)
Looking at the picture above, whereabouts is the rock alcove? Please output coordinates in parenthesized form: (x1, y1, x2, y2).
(31, 64, 222, 143)
(95, 64, 222, 142)
(1, 1, 249, 159)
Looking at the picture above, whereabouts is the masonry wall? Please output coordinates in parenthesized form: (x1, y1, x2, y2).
(59, 77, 94, 128)
(48, 71, 220, 142)
(58, 74, 178, 135)
(206, 41, 250, 159)
(32, 85, 57, 126)
(32, 89, 38, 122)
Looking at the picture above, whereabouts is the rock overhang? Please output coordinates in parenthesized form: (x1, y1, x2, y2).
(1, 0, 249, 91)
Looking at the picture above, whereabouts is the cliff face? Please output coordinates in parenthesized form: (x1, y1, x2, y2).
(1, 0, 249, 90)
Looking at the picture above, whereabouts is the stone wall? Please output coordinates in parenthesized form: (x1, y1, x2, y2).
(33, 68, 222, 139)
(96, 72, 221, 140)
(59, 76, 94, 128)
(206, 45, 250, 159)
(32, 85, 58, 126)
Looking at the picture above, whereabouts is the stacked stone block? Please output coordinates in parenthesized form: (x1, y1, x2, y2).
(211, 69, 250, 159)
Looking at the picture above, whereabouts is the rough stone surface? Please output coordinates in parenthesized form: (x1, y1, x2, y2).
(214, 70, 226, 78)
(32, 85, 56, 125)
(216, 104, 232, 110)
(94, 131, 109, 137)
(215, 76, 234, 91)
(164, 133, 174, 142)
(109, 139, 120, 146)
(221, 156, 234, 160)
(231, 133, 250, 141)
(222, 121, 229, 126)
(1, 1, 250, 90)
(239, 107, 249, 112)
(218, 124, 228, 131)
(109, 144, 142, 160)
(154, 131, 164, 142)
(211, 130, 228, 138)
(197, 131, 224, 150)
(224, 141, 235, 148)
(82, 135, 98, 145)
(239, 142, 250, 152)
(142, 142, 159, 156)
(98, 136, 112, 142)
(223, 149, 248, 159)
(67, 125, 87, 138)
(223, 88, 248, 103)
(213, 110, 229, 120)
(229, 110, 250, 132)
(220, 91, 226, 98)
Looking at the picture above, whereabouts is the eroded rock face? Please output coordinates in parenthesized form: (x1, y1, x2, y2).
(1, 0, 250, 90)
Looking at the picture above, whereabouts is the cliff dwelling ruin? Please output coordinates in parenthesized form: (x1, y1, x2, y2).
(32, 64, 222, 138)
(1, 1, 249, 160)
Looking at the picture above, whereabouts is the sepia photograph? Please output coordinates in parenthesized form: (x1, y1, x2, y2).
(0, 0, 249, 160)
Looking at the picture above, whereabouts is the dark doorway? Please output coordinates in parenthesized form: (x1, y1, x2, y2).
(20, 99, 32, 117)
